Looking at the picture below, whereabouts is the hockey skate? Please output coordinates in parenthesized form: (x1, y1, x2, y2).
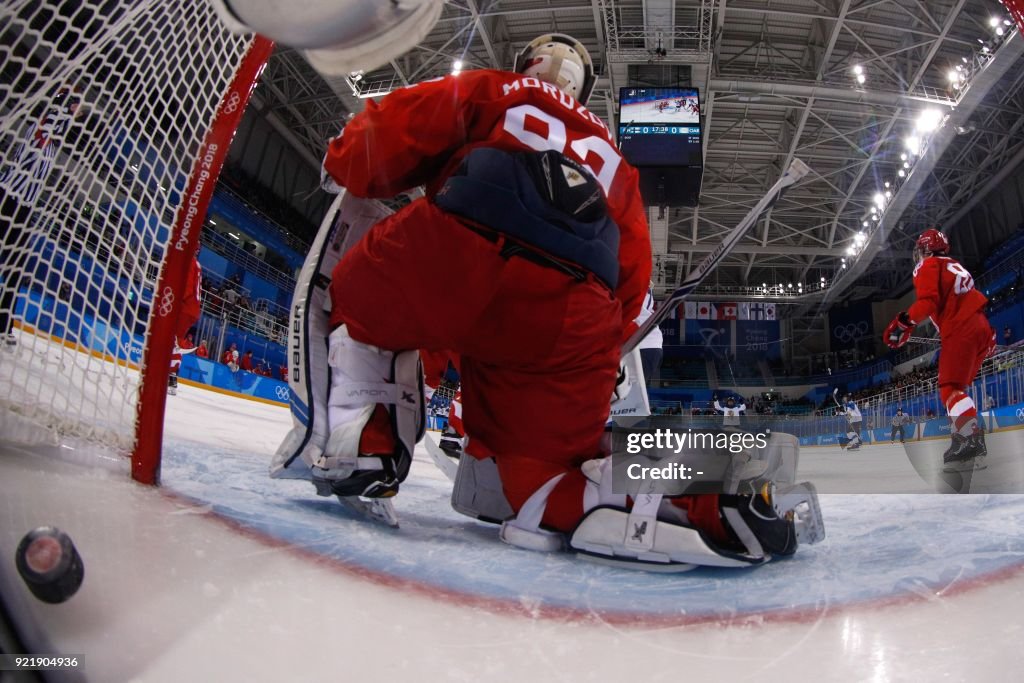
(941, 432, 987, 473)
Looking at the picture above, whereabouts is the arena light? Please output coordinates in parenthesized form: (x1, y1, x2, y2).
(847, 246, 856, 255)
(852, 64, 864, 75)
(855, 231, 866, 243)
(873, 192, 886, 209)
(916, 109, 943, 133)
(904, 136, 921, 155)
(990, 17, 1001, 28)
(885, 190, 892, 199)
(947, 70, 961, 84)
(884, 181, 891, 188)
(900, 152, 908, 161)
(996, 26, 1005, 36)
(898, 168, 906, 177)
(862, 220, 869, 227)
(452, 59, 463, 74)
(855, 73, 866, 85)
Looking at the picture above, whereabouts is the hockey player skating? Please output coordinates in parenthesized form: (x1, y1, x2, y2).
(713, 395, 746, 429)
(836, 393, 863, 450)
(884, 228, 994, 472)
(271, 32, 822, 569)
(891, 408, 911, 444)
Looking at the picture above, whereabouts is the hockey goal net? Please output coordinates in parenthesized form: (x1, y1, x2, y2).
(0, 1, 271, 483)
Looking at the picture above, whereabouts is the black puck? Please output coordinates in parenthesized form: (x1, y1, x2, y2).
(15, 527, 84, 604)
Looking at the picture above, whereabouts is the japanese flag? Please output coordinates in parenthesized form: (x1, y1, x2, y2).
(697, 302, 714, 320)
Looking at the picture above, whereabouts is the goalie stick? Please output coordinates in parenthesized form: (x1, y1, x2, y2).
(622, 158, 811, 358)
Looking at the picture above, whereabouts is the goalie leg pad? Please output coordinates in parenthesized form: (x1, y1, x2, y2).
(271, 190, 395, 480)
(570, 507, 758, 570)
(316, 326, 424, 498)
(451, 454, 515, 524)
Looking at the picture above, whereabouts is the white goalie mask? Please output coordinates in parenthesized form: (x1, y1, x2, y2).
(209, 0, 443, 76)
(514, 33, 597, 106)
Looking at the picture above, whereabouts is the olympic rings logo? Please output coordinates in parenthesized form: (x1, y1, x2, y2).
(1015, 407, 1024, 422)
(833, 321, 869, 343)
(156, 287, 175, 317)
(275, 385, 291, 402)
(223, 90, 241, 115)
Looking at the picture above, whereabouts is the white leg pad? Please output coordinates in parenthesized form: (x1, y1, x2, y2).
(570, 507, 759, 569)
(311, 325, 424, 480)
(451, 455, 515, 524)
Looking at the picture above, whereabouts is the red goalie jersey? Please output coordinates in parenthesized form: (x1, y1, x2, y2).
(322, 69, 651, 334)
(908, 255, 987, 333)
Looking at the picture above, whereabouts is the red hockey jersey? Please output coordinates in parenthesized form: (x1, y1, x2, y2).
(322, 69, 652, 333)
(908, 255, 987, 333)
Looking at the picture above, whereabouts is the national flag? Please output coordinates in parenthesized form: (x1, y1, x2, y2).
(684, 302, 697, 320)
(765, 303, 777, 320)
(749, 303, 766, 320)
(738, 302, 750, 320)
(697, 302, 714, 320)
(719, 303, 737, 320)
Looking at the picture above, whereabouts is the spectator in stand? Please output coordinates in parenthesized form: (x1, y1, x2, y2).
(1004, 326, 1013, 346)
(240, 349, 254, 372)
(222, 343, 239, 372)
(196, 339, 209, 359)
(223, 283, 240, 307)
(279, 364, 288, 381)
(926, 408, 936, 420)
(984, 394, 995, 411)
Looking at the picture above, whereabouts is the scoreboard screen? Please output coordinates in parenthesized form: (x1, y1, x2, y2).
(618, 87, 703, 168)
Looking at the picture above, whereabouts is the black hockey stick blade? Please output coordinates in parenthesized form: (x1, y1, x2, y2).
(622, 158, 811, 358)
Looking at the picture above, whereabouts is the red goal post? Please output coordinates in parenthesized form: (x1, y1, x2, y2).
(134, 37, 274, 484)
(0, 1, 272, 484)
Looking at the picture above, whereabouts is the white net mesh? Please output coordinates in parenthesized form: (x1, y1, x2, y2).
(0, 1, 254, 452)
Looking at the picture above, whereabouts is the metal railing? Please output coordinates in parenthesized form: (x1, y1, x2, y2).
(200, 229, 297, 294)
(199, 286, 287, 347)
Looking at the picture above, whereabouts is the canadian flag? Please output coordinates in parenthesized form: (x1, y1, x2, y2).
(697, 302, 715, 320)
(719, 303, 738, 320)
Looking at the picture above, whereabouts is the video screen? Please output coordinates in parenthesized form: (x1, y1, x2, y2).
(620, 87, 701, 125)
(617, 88, 703, 167)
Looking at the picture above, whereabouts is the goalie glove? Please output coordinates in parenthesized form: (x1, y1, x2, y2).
(612, 361, 630, 403)
(884, 312, 915, 349)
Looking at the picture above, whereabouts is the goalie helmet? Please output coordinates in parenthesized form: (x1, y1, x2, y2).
(514, 33, 596, 106)
(914, 228, 950, 263)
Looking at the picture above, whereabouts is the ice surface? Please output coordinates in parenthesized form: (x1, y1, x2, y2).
(2, 378, 1024, 681)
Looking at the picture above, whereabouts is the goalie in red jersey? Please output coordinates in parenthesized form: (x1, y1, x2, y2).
(268, 32, 825, 569)
(884, 229, 995, 472)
